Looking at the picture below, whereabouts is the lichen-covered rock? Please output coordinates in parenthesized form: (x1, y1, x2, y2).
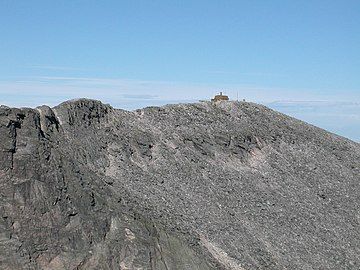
(0, 99, 359, 269)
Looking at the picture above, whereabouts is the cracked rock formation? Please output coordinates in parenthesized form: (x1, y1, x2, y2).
(0, 99, 359, 269)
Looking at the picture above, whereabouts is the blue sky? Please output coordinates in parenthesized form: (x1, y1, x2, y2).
(0, 1, 359, 141)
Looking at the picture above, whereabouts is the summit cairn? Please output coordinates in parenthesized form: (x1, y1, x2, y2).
(211, 91, 229, 102)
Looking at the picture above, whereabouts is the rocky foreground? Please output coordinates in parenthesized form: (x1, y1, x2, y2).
(0, 99, 359, 270)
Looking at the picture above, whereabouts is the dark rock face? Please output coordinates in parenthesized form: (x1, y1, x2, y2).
(0, 99, 359, 269)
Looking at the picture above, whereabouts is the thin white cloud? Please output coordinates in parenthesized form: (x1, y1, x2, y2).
(26, 65, 83, 71)
(122, 94, 158, 100)
(205, 71, 285, 77)
(0, 77, 359, 141)
(1, 76, 359, 108)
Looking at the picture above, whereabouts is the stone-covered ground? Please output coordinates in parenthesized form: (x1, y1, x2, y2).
(0, 99, 359, 269)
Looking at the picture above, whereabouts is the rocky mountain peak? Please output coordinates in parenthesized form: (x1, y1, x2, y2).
(0, 99, 359, 269)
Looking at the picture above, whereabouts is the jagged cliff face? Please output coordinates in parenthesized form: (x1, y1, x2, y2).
(0, 99, 359, 270)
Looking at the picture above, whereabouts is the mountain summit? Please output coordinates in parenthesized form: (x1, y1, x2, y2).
(0, 99, 359, 269)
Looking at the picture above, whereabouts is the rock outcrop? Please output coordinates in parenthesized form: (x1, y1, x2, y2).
(0, 99, 359, 269)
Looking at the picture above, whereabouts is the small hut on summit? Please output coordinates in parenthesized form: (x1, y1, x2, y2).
(211, 92, 229, 102)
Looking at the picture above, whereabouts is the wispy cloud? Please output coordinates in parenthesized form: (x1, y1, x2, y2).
(205, 70, 285, 77)
(0, 76, 283, 107)
(0, 76, 359, 141)
(1, 75, 359, 108)
(122, 94, 158, 100)
(26, 65, 83, 71)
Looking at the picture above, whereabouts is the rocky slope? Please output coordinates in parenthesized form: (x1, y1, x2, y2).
(0, 99, 359, 270)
